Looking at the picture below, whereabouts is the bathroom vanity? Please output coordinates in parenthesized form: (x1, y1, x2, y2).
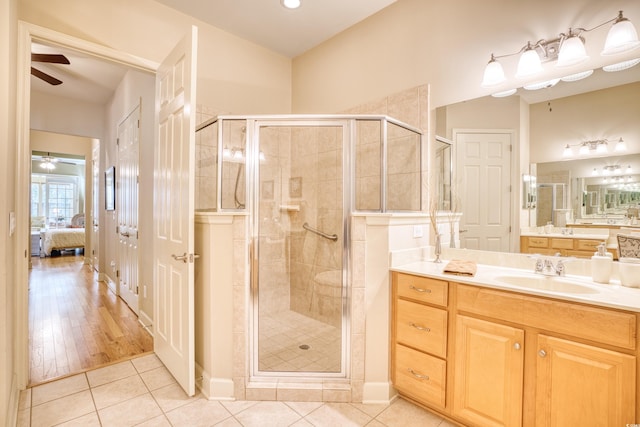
(389, 263, 639, 427)
(519, 234, 611, 258)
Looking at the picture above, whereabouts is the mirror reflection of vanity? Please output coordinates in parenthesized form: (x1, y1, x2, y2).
(437, 60, 640, 252)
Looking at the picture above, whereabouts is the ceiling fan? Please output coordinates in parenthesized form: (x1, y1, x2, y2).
(32, 153, 84, 170)
(31, 52, 70, 86)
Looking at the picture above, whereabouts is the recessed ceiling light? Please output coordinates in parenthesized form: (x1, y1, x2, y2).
(281, 0, 301, 9)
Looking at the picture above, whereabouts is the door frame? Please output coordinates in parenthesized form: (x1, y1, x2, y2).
(452, 128, 520, 252)
(15, 21, 158, 388)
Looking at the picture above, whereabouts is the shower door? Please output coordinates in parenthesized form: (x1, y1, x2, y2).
(252, 120, 349, 377)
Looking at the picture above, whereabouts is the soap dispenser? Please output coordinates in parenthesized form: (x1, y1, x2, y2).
(591, 242, 613, 284)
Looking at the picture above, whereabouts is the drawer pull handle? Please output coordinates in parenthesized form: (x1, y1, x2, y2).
(408, 368, 429, 380)
(538, 349, 547, 358)
(513, 342, 521, 350)
(409, 322, 431, 332)
(409, 285, 431, 294)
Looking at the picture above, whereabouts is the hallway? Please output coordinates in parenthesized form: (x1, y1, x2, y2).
(29, 254, 153, 385)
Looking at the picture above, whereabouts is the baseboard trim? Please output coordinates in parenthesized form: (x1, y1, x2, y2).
(362, 381, 397, 404)
(138, 310, 153, 337)
(196, 363, 235, 401)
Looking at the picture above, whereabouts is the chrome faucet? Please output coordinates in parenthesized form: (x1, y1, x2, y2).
(532, 254, 571, 276)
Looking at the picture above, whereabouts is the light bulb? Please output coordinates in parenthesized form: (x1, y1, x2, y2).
(516, 45, 543, 78)
(556, 34, 589, 67)
(602, 12, 640, 55)
(563, 144, 573, 157)
(615, 137, 627, 152)
(481, 55, 506, 87)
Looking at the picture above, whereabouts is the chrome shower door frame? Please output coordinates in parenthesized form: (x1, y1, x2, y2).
(248, 117, 352, 380)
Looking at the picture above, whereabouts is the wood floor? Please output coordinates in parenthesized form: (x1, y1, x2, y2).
(28, 253, 153, 385)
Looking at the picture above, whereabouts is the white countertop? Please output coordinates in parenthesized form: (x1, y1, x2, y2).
(391, 260, 640, 313)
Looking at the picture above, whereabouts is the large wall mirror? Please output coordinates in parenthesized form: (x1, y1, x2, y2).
(436, 59, 640, 250)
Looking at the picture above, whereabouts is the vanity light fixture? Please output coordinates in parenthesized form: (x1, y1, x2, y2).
(562, 137, 625, 158)
(481, 10, 640, 88)
(281, 0, 301, 9)
(603, 58, 640, 72)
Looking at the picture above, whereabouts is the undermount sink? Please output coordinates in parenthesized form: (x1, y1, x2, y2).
(494, 275, 600, 294)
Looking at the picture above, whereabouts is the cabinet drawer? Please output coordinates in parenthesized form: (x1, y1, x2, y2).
(527, 237, 549, 248)
(396, 273, 448, 307)
(396, 299, 447, 358)
(456, 284, 637, 350)
(394, 344, 446, 408)
(575, 239, 604, 251)
(550, 238, 574, 250)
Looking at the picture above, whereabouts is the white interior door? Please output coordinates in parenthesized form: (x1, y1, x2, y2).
(117, 105, 140, 314)
(456, 131, 512, 252)
(153, 26, 198, 396)
(91, 144, 100, 270)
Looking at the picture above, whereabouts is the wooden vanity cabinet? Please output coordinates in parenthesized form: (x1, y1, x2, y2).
(391, 274, 448, 409)
(519, 235, 608, 258)
(390, 272, 638, 427)
(453, 315, 524, 427)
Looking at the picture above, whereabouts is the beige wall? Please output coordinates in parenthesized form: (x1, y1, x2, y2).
(292, 0, 640, 114)
(530, 82, 640, 164)
(1, 0, 18, 424)
(18, 0, 292, 115)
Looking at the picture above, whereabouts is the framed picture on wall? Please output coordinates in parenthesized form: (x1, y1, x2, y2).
(105, 166, 115, 211)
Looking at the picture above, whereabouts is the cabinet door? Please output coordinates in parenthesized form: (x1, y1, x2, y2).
(453, 315, 524, 427)
(535, 335, 636, 427)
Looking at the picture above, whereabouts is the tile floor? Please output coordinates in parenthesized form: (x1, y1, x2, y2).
(258, 310, 341, 373)
(17, 353, 456, 427)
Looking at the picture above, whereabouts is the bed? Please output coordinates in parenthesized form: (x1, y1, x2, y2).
(41, 227, 86, 256)
(40, 214, 86, 256)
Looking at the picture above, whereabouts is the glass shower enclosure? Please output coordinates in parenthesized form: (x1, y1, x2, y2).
(195, 115, 422, 379)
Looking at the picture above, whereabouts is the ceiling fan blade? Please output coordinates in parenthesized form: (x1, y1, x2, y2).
(31, 67, 63, 86)
(31, 53, 70, 64)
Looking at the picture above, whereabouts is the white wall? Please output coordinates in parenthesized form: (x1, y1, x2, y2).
(30, 91, 105, 138)
(1, 0, 18, 424)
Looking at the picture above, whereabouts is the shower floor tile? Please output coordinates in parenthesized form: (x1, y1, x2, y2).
(258, 310, 342, 373)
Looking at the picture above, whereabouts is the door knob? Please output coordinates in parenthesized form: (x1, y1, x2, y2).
(459, 229, 468, 233)
(513, 342, 521, 350)
(172, 253, 188, 263)
(538, 349, 547, 358)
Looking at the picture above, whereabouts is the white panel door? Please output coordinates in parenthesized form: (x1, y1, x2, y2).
(91, 144, 100, 271)
(456, 132, 512, 252)
(153, 26, 198, 396)
(117, 105, 140, 314)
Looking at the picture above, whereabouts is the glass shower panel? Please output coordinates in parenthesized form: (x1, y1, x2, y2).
(386, 122, 421, 211)
(355, 120, 382, 211)
(256, 123, 344, 374)
(220, 120, 247, 210)
(195, 120, 218, 211)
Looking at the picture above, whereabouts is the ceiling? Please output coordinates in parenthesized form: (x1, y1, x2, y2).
(152, 0, 398, 58)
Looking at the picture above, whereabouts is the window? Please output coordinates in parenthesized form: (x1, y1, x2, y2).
(31, 174, 80, 227)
